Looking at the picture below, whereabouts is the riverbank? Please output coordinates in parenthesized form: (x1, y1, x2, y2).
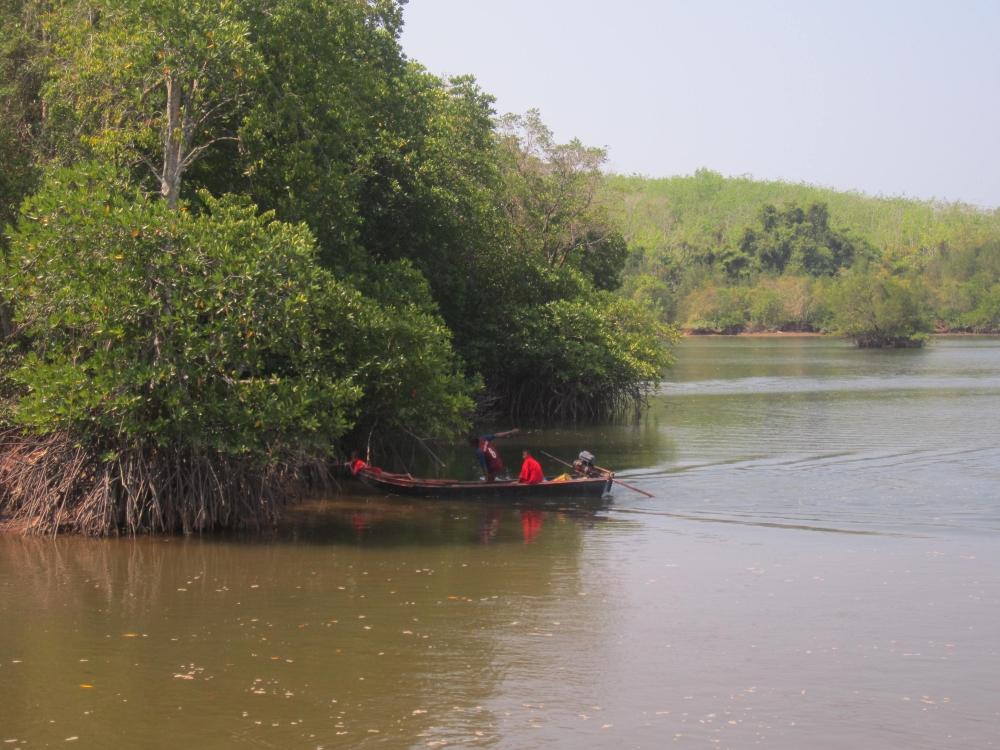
(683, 329, 824, 337)
(683, 329, 999, 338)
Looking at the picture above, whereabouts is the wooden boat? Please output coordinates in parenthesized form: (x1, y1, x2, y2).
(356, 467, 613, 500)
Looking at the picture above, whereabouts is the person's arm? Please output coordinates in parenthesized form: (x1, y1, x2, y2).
(495, 428, 519, 439)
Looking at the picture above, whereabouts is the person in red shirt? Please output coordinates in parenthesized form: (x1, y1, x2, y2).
(518, 449, 544, 484)
(349, 450, 369, 476)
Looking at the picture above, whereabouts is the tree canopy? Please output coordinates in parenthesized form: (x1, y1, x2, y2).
(828, 267, 932, 348)
(738, 202, 869, 277)
(0, 0, 675, 533)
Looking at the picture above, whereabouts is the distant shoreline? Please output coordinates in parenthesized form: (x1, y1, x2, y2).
(683, 330, 823, 338)
(682, 330, 998, 338)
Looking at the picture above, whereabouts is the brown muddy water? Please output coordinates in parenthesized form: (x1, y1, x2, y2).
(2, 337, 999, 749)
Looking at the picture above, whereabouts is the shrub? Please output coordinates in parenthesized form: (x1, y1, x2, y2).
(489, 293, 678, 419)
(1, 165, 365, 532)
(828, 267, 933, 347)
(682, 284, 750, 333)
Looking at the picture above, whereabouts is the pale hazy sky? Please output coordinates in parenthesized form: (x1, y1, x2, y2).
(400, 0, 1000, 208)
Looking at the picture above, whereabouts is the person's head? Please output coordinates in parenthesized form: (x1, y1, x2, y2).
(522, 449, 531, 458)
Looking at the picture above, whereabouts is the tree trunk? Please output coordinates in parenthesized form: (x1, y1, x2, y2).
(0, 300, 13, 339)
(161, 73, 183, 209)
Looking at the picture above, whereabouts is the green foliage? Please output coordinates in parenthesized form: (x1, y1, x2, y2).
(346, 70, 510, 339)
(449, 110, 674, 417)
(42, 0, 263, 205)
(923, 240, 1000, 331)
(603, 170, 1000, 261)
(345, 260, 477, 441)
(828, 267, 933, 347)
(620, 244, 688, 322)
(0, 1, 48, 352)
(604, 171, 1000, 333)
(0, 1, 677, 536)
(0, 0, 44, 241)
(571, 229, 629, 291)
(621, 272, 677, 322)
(739, 202, 868, 276)
(5, 163, 477, 452)
(488, 293, 678, 419)
(231, 0, 408, 264)
(681, 284, 751, 333)
(4, 164, 363, 456)
(957, 283, 1000, 332)
(748, 287, 785, 330)
(498, 110, 615, 271)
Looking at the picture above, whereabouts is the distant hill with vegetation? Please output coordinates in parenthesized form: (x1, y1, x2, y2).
(600, 169, 1000, 338)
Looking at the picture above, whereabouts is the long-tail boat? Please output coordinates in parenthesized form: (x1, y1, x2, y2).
(356, 467, 613, 500)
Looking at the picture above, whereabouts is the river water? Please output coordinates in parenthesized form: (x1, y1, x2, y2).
(2, 336, 999, 749)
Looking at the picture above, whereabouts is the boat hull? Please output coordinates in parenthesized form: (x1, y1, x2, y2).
(357, 469, 612, 500)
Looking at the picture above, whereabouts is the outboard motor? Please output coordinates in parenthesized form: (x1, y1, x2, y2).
(573, 450, 597, 476)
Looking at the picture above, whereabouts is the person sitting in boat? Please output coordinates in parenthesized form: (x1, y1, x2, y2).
(349, 451, 369, 476)
(518, 449, 544, 485)
(469, 428, 518, 482)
